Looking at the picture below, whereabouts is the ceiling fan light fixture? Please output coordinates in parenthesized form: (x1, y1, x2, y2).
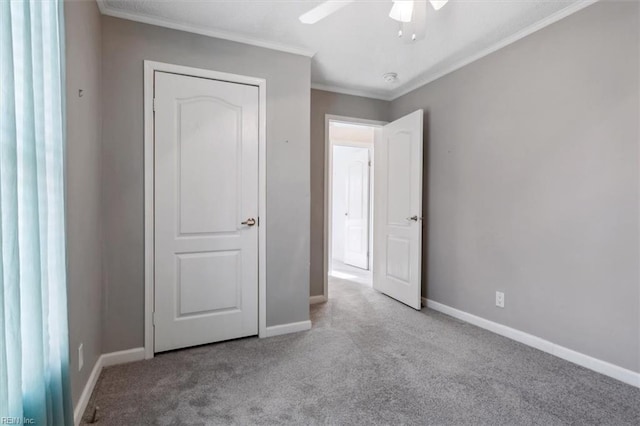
(429, 0, 449, 11)
(389, 0, 414, 23)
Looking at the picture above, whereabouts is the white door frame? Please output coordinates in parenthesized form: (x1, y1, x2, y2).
(143, 60, 267, 359)
(323, 115, 386, 302)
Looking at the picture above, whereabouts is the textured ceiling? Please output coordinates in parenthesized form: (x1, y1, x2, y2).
(98, 0, 596, 100)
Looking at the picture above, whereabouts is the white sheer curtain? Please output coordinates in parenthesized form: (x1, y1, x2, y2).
(0, 0, 72, 424)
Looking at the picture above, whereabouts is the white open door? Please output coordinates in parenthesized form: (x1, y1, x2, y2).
(153, 71, 259, 352)
(373, 110, 423, 310)
(343, 148, 370, 269)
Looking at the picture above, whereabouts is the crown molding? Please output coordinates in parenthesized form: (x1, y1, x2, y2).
(389, 0, 599, 100)
(96, 0, 599, 102)
(96, 0, 316, 58)
(311, 83, 393, 101)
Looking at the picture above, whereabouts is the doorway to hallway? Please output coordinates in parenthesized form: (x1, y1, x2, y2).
(327, 119, 378, 288)
(323, 110, 425, 310)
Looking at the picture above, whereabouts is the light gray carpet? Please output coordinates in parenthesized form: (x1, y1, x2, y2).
(82, 278, 640, 425)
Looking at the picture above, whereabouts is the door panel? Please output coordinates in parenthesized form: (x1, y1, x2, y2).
(177, 251, 240, 316)
(154, 71, 259, 352)
(387, 132, 412, 226)
(344, 148, 370, 269)
(177, 97, 240, 235)
(386, 236, 411, 283)
(373, 110, 423, 310)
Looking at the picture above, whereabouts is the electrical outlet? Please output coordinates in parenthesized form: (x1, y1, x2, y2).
(495, 291, 505, 308)
(78, 343, 84, 372)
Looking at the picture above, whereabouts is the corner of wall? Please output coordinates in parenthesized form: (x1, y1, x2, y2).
(64, 0, 105, 412)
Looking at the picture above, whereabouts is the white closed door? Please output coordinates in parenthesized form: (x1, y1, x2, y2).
(343, 148, 370, 269)
(373, 110, 423, 310)
(154, 71, 259, 353)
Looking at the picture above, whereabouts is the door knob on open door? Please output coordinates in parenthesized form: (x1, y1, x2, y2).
(406, 215, 419, 222)
(241, 218, 256, 226)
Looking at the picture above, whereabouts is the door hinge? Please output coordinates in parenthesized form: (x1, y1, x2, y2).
(153, 98, 156, 112)
(368, 161, 372, 167)
(152, 312, 156, 326)
(257, 217, 260, 227)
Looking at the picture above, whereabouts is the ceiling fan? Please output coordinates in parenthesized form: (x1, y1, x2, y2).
(299, 0, 449, 42)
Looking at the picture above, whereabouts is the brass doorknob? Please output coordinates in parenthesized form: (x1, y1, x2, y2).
(241, 218, 256, 226)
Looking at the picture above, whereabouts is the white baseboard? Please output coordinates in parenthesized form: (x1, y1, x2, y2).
(424, 298, 640, 388)
(310, 295, 327, 305)
(73, 347, 145, 425)
(264, 320, 312, 337)
(101, 347, 145, 368)
(73, 356, 102, 426)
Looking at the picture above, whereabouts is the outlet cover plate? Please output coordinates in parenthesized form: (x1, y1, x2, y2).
(78, 343, 84, 371)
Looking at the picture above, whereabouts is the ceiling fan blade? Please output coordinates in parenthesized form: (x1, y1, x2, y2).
(299, 0, 355, 24)
(429, 0, 449, 11)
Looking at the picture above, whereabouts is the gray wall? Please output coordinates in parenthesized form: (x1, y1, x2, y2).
(64, 0, 103, 406)
(101, 17, 311, 352)
(390, 1, 639, 372)
(310, 89, 389, 296)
